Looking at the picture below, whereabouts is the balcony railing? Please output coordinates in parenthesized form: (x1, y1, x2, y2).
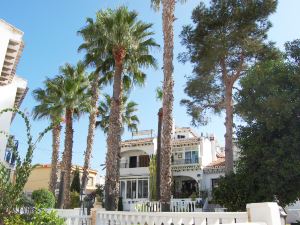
(120, 161, 149, 168)
(3, 138, 18, 167)
(172, 158, 199, 165)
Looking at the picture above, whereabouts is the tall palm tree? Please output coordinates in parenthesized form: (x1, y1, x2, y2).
(151, 0, 186, 211)
(155, 87, 163, 201)
(55, 62, 91, 208)
(77, 17, 114, 194)
(32, 80, 64, 195)
(83, 7, 158, 210)
(96, 93, 139, 134)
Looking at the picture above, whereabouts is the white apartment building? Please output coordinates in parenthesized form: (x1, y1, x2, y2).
(119, 127, 227, 210)
(0, 19, 28, 168)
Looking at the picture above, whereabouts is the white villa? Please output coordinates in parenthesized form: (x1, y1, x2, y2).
(0, 19, 28, 169)
(119, 127, 228, 210)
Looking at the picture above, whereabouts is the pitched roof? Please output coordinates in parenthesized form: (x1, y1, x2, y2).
(205, 157, 225, 168)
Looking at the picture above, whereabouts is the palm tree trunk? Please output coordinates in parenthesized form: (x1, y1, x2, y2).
(81, 73, 100, 193)
(156, 107, 162, 200)
(61, 108, 74, 208)
(160, 0, 175, 212)
(49, 118, 61, 195)
(105, 60, 123, 211)
(224, 83, 234, 174)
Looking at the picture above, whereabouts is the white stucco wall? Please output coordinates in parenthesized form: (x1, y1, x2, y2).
(201, 138, 213, 167)
(202, 172, 224, 192)
(0, 83, 18, 163)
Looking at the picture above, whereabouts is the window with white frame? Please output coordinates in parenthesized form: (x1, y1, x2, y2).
(126, 180, 136, 199)
(120, 181, 126, 198)
(138, 179, 148, 198)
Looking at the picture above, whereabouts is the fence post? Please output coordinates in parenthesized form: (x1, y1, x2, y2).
(246, 202, 281, 225)
(91, 208, 97, 225)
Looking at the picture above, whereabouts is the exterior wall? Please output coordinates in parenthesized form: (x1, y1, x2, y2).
(201, 138, 213, 167)
(0, 83, 18, 163)
(24, 165, 98, 195)
(202, 171, 224, 192)
(24, 167, 51, 193)
(121, 142, 156, 156)
(0, 20, 27, 167)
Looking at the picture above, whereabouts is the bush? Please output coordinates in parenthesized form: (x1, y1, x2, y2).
(4, 208, 65, 225)
(70, 191, 80, 209)
(32, 189, 55, 208)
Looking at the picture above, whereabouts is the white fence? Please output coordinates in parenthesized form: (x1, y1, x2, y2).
(54, 209, 92, 225)
(133, 199, 205, 212)
(54, 202, 282, 225)
(94, 211, 248, 225)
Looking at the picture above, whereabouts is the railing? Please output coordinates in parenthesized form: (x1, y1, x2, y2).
(172, 158, 199, 165)
(55, 202, 282, 225)
(134, 201, 161, 212)
(54, 209, 92, 225)
(63, 215, 92, 225)
(120, 161, 149, 168)
(94, 211, 249, 225)
(171, 200, 199, 212)
(134, 199, 203, 212)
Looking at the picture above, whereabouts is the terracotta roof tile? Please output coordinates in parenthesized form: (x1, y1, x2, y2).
(205, 158, 225, 168)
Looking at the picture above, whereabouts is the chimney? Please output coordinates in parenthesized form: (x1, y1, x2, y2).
(210, 134, 217, 161)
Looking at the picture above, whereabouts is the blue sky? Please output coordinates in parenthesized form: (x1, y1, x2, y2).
(1, 0, 299, 174)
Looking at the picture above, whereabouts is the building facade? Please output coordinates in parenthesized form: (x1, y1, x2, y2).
(119, 127, 226, 210)
(23, 164, 98, 196)
(0, 19, 28, 169)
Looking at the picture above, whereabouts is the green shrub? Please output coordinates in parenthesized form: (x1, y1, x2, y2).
(70, 191, 80, 209)
(189, 192, 197, 201)
(30, 208, 65, 225)
(4, 214, 28, 225)
(4, 208, 65, 225)
(32, 189, 55, 208)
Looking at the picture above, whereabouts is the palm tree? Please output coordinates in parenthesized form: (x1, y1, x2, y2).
(155, 87, 163, 201)
(151, 0, 186, 211)
(32, 80, 64, 195)
(82, 7, 158, 210)
(55, 62, 91, 208)
(77, 17, 114, 195)
(96, 93, 139, 134)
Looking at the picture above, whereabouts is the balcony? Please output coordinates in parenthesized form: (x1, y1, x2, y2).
(172, 158, 200, 165)
(3, 138, 18, 167)
(120, 158, 150, 177)
(120, 161, 149, 169)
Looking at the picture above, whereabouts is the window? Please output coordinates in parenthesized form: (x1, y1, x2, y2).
(211, 178, 219, 189)
(138, 180, 148, 198)
(185, 151, 199, 164)
(129, 156, 137, 168)
(177, 135, 185, 139)
(139, 155, 150, 167)
(120, 181, 126, 198)
(126, 180, 136, 199)
(87, 177, 94, 186)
